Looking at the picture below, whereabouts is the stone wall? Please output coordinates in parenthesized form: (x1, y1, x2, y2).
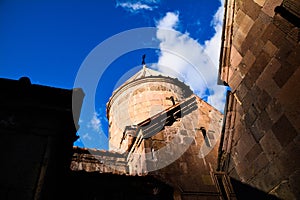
(65, 171, 174, 200)
(71, 147, 128, 175)
(107, 76, 192, 152)
(126, 95, 225, 199)
(0, 77, 84, 200)
(219, 0, 300, 199)
(71, 95, 225, 199)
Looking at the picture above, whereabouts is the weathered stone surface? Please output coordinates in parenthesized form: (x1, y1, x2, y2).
(272, 115, 298, 147)
(289, 170, 300, 198)
(277, 67, 300, 133)
(254, 0, 266, 7)
(255, 90, 272, 113)
(103, 63, 224, 198)
(239, 50, 256, 76)
(259, 130, 282, 161)
(244, 107, 258, 127)
(269, 180, 297, 199)
(256, 58, 281, 96)
(262, 0, 283, 17)
(238, 0, 262, 20)
(4, 0, 300, 199)
(273, 62, 297, 88)
(245, 143, 263, 163)
(107, 68, 193, 151)
(219, 0, 300, 198)
(263, 40, 278, 57)
(230, 46, 243, 69)
(250, 52, 271, 82)
(250, 39, 266, 56)
(248, 163, 281, 192)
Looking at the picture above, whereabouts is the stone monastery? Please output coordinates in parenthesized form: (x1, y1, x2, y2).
(0, 0, 299, 199)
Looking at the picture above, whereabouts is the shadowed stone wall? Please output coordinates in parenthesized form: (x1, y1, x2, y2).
(219, 0, 300, 199)
(71, 147, 129, 175)
(0, 77, 84, 200)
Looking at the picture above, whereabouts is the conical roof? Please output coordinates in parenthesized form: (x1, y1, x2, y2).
(106, 64, 193, 124)
(122, 65, 168, 85)
(107, 64, 192, 108)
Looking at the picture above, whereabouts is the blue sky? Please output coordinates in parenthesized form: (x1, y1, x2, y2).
(0, 0, 227, 150)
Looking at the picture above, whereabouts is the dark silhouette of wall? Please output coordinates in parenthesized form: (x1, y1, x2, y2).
(0, 77, 84, 199)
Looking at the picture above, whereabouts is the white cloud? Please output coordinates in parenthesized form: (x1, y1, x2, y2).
(155, 1, 227, 112)
(88, 112, 101, 132)
(116, 0, 159, 13)
(156, 12, 179, 29)
(79, 110, 108, 149)
(204, 0, 225, 68)
(82, 133, 92, 140)
(203, 0, 226, 111)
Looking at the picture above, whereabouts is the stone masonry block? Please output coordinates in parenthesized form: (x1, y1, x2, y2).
(241, 12, 272, 55)
(249, 52, 271, 82)
(234, 8, 246, 26)
(262, 0, 283, 17)
(286, 27, 300, 43)
(248, 163, 281, 192)
(256, 58, 281, 96)
(239, 50, 256, 76)
(240, 0, 262, 20)
(289, 170, 300, 198)
(236, 82, 249, 101)
(245, 143, 263, 163)
(263, 40, 278, 57)
(241, 75, 254, 93)
(270, 180, 297, 199)
(229, 167, 240, 180)
(251, 120, 265, 142)
(244, 106, 259, 127)
(236, 159, 253, 182)
(251, 152, 269, 176)
(259, 130, 282, 162)
(255, 110, 273, 134)
(228, 71, 243, 91)
(230, 46, 243, 69)
(250, 84, 262, 97)
(238, 14, 255, 36)
(236, 131, 257, 159)
(272, 114, 298, 147)
(241, 89, 256, 112)
(274, 37, 294, 62)
(254, 0, 266, 7)
(277, 67, 300, 133)
(233, 29, 248, 50)
(266, 98, 283, 123)
(250, 39, 265, 56)
(232, 123, 246, 147)
(274, 141, 300, 184)
(287, 45, 300, 67)
(254, 89, 272, 113)
(261, 23, 283, 45)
